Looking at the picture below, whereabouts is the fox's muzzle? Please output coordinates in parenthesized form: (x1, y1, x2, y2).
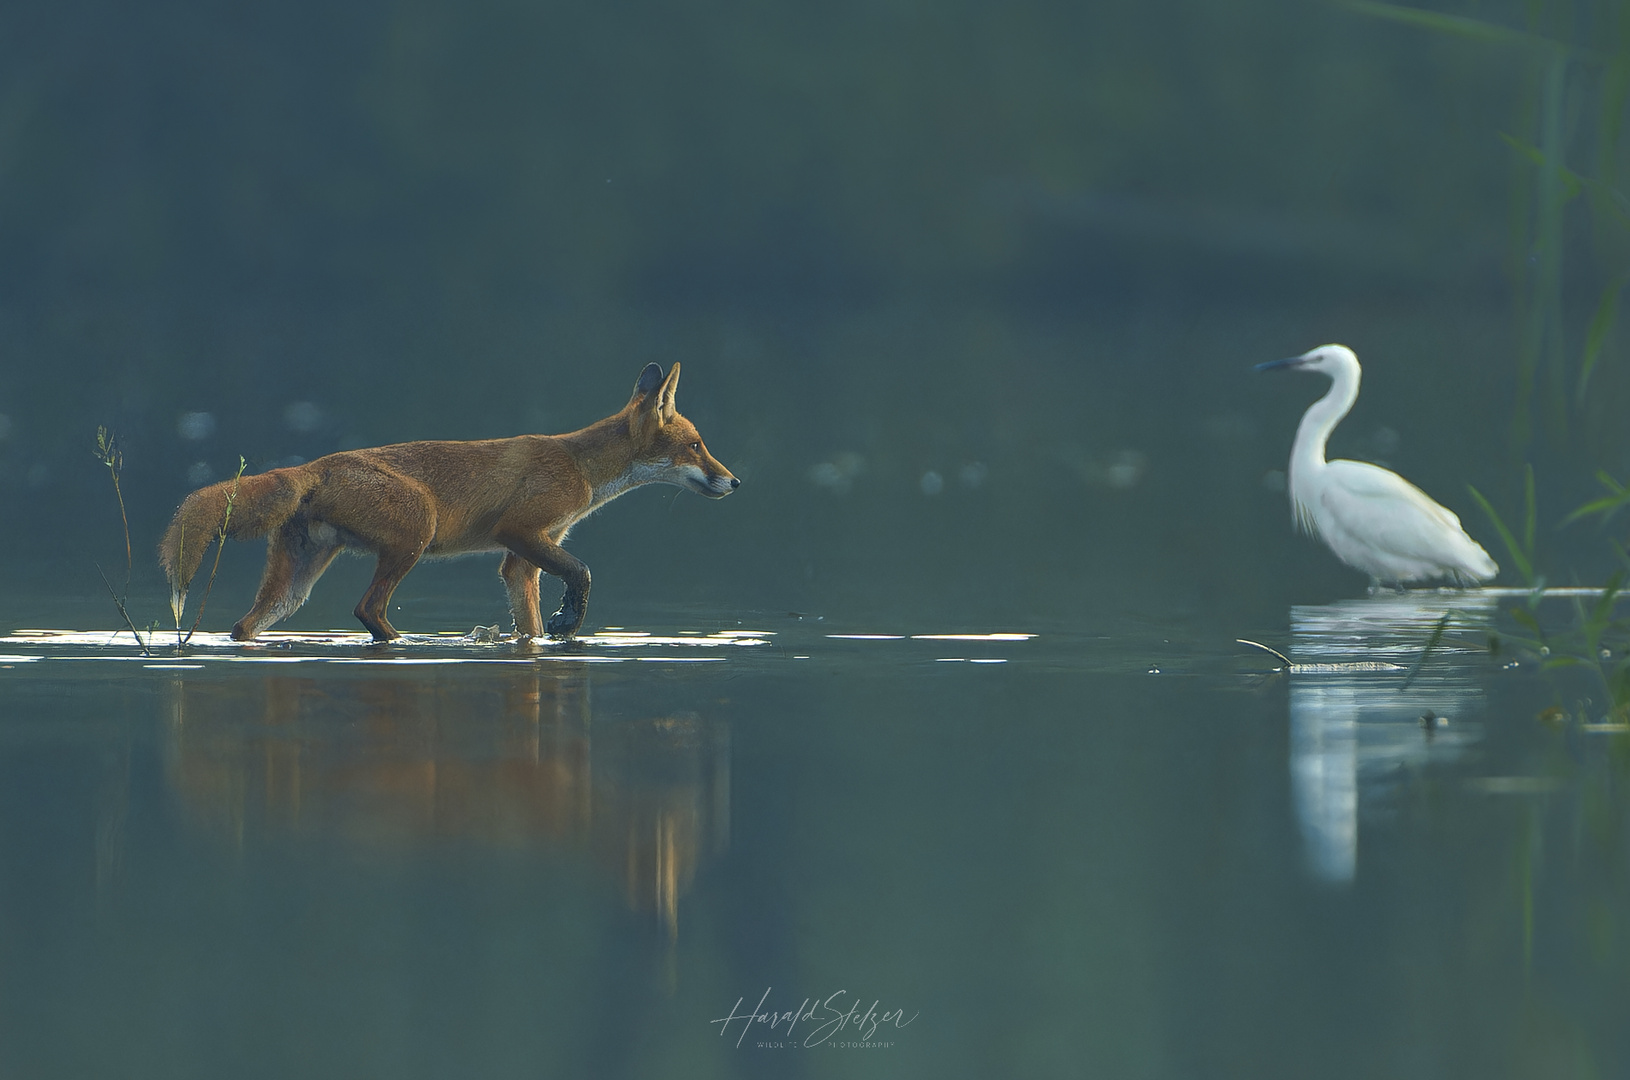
(698, 474, 739, 498)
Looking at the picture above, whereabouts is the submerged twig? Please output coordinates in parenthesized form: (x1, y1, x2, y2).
(1235, 638, 1293, 668)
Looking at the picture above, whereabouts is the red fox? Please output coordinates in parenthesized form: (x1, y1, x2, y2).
(159, 363, 738, 642)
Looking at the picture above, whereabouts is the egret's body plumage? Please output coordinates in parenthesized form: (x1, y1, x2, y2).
(1259, 344, 1497, 587)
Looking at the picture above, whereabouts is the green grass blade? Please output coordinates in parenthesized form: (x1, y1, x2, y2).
(1523, 465, 1536, 558)
(1577, 272, 1630, 403)
(1401, 612, 1452, 689)
(1560, 496, 1630, 527)
(1510, 605, 1546, 645)
(1560, 472, 1630, 528)
(1343, 1, 1565, 50)
(1496, 631, 1547, 653)
(1469, 484, 1534, 583)
(1570, 496, 1630, 524)
(1498, 132, 1585, 200)
(1589, 571, 1625, 635)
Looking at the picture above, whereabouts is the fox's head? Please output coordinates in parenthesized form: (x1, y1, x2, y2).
(626, 363, 739, 498)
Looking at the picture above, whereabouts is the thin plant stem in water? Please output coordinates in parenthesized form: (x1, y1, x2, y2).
(182, 456, 247, 648)
(94, 562, 151, 656)
(1469, 464, 1541, 589)
(173, 523, 185, 642)
(95, 428, 132, 594)
(94, 427, 150, 655)
(1400, 612, 1452, 690)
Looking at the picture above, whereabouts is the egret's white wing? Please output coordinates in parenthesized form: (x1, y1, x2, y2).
(1310, 460, 1495, 582)
(1291, 461, 1449, 538)
(1321, 460, 1466, 531)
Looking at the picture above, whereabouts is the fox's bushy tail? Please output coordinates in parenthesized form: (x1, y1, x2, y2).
(159, 469, 311, 623)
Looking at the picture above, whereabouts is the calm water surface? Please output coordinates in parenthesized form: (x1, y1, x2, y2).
(0, 597, 1625, 1078)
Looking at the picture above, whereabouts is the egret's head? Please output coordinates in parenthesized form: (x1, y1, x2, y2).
(1254, 344, 1359, 376)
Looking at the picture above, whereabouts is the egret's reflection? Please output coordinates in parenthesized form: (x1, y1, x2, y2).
(161, 666, 728, 937)
(1287, 592, 1493, 884)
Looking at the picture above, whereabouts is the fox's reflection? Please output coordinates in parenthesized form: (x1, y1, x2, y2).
(162, 667, 728, 937)
(1287, 593, 1492, 884)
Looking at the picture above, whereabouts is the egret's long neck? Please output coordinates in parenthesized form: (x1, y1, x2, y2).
(1290, 358, 1360, 478)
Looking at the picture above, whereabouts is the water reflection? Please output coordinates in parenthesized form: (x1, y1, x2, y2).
(1286, 592, 1494, 884)
(161, 667, 729, 937)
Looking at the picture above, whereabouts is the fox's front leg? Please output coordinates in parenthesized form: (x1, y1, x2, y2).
(496, 533, 591, 640)
(499, 552, 543, 638)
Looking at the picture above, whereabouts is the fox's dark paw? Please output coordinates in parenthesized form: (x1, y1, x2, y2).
(546, 601, 584, 640)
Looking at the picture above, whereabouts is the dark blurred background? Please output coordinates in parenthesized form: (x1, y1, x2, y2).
(2, 0, 1627, 633)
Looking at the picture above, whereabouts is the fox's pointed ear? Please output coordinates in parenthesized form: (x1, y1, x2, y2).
(631, 363, 664, 407)
(657, 362, 681, 422)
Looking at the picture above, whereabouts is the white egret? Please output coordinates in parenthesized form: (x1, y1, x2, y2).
(1256, 344, 1497, 587)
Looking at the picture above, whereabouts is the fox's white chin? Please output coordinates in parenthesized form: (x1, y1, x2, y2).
(691, 477, 736, 498)
(677, 464, 736, 498)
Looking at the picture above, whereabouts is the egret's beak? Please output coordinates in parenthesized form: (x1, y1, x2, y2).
(1254, 356, 1307, 373)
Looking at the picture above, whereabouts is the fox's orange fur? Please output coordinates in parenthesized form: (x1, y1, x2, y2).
(159, 363, 737, 642)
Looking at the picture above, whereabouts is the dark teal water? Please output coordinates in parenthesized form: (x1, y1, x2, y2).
(2, 595, 1624, 1078)
(4, 0, 1629, 1073)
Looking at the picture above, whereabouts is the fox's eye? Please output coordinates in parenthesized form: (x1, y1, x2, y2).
(689, 442, 700, 451)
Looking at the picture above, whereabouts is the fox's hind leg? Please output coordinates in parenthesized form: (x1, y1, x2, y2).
(350, 501, 436, 641)
(500, 552, 544, 638)
(300, 466, 436, 642)
(231, 520, 343, 640)
(352, 545, 426, 642)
